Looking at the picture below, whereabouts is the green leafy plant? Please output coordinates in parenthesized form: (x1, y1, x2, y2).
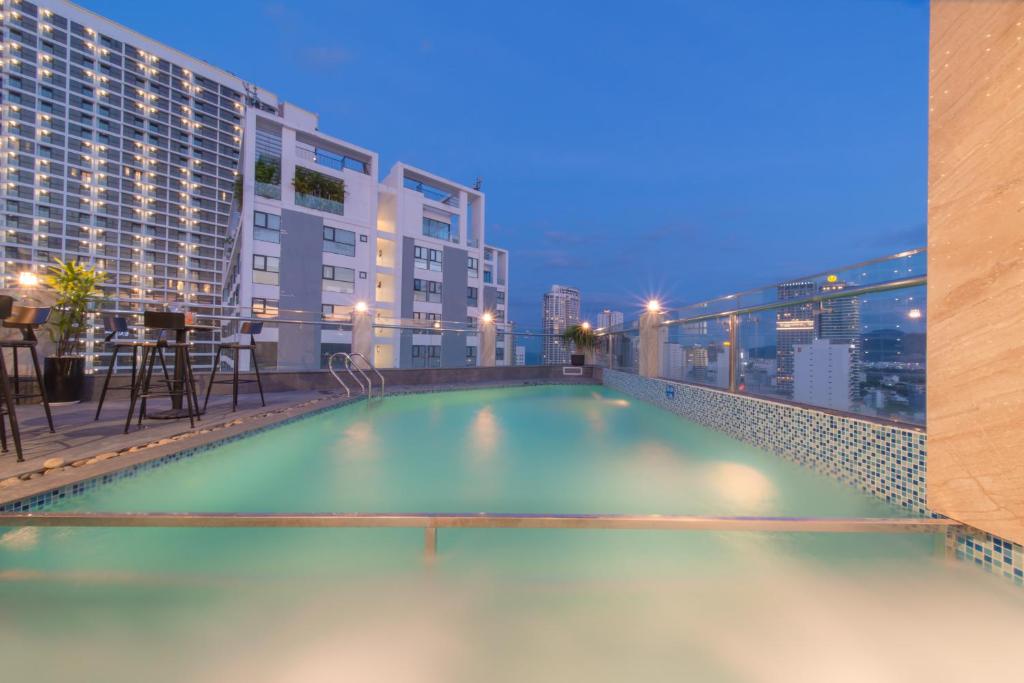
(255, 155, 281, 185)
(561, 324, 596, 352)
(292, 166, 345, 202)
(44, 258, 106, 360)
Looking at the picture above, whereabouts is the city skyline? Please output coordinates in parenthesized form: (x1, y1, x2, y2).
(78, 0, 928, 327)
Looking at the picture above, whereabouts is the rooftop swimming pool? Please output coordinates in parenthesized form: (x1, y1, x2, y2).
(0, 385, 1020, 681)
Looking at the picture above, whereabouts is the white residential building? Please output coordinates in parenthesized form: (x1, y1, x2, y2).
(378, 164, 509, 369)
(222, 98, 378, 371)
(541, 284, 580, 364)
(793, 338, 856, 411)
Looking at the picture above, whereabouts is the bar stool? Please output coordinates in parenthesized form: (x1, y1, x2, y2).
(124, 311, 200, 432)
(0, 296, 25, 461)
(0, 305, 54, 433)
(203, 321, 265, 412)
(94, 315, 170, 421)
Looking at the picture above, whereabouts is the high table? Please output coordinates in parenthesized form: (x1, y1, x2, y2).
(148, 323, 216, 419)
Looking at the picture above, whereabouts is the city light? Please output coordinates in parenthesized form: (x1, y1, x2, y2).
(646, 299, 661, 312)
(908, 308, 922, 319)
(581, 321, 591, 330)
(17, 271, 38, 287)
(354, 301, 368, 313)
(482, 312, 494, 324)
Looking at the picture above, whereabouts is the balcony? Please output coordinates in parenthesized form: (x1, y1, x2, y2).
(293, 167, 345, 215)
(295, 144, 369, 175)
(403, 176, 460, 207)
(255, 182, 280, 200)
(295, 192, 344, 215)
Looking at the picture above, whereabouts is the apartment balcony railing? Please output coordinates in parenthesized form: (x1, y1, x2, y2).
(403, 177, 460, 207)
(254, 182, 281, 200)
(295, 192, 344, 215)
(602, 248, 927, 427)
(295, 145, 370, 175)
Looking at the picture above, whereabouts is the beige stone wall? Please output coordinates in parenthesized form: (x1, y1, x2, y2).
(928, 0, 1024, 544)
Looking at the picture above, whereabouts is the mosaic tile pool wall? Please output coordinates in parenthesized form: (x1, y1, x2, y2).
(602, 369, 1023, 587)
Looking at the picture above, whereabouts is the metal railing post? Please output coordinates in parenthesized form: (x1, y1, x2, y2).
(728, 314, 739, 392)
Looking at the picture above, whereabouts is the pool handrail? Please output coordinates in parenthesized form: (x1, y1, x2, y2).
(0, 512, 960, 561)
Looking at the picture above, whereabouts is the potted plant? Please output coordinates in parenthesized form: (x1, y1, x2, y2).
(562, 323, 596, 367)
(43, 258, 105, 403)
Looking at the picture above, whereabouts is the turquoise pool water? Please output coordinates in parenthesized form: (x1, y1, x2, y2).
(0, 385, 1020, 682)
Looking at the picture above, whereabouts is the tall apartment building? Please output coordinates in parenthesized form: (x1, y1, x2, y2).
(774, 281, 816, 396)
(1, 0, 250, 370)
(3, 0, 511, 373)
(541, 284, 580, 365)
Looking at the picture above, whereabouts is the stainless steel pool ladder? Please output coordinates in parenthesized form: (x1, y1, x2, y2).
(327, 352, 384, 399)
(349, 352, 385, 399)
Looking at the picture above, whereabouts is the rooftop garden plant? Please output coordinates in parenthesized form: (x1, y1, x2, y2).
(293, 166, 345, 202)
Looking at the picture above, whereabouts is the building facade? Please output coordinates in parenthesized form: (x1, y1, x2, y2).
(774, 281, 816, 396)
(541, 284, 580, 364)
(1, 0, 251, 370)
(2, 0, 511, 373)
(596, 309, 623, 331)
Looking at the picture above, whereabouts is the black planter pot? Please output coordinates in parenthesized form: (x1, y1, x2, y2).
(571, 354, 585, 367)
(44, 356, 86, 403)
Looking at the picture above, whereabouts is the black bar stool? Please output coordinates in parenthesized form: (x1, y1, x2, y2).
(124, 311, 200, 432)
(0, 296, 25, 461)
(94, 315, 171, 421)
(203, 321, 265, 412)
(0, 305, 54, 433)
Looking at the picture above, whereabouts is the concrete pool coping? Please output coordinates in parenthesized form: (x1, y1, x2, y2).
(0, 378, 601, 510)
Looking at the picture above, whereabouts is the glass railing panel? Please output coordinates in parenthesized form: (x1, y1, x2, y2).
(734, 284, 926, 425)
(663, 248, 926, 323)
(661, 317, 731, 389)
(295, 193, 344, 215)
(254, 182, 280, 200)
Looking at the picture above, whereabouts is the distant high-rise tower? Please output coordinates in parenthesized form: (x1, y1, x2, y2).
(542, 285, 581, 364)
(815, 278, 862, 407)
(597, 309, 624, 330)
(775, 281, 816, 396)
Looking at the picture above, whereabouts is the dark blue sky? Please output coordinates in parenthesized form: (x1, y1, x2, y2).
(89, 0, 929, 327)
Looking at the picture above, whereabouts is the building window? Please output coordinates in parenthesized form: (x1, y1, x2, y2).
(466, 345, 477, 367)
(422, 216, 451, 241)
(323, 226, 356, 256)
(322, 265, 355, 293)
(254, 211, 280, 243)
(496, 291, 505, 305)
(413, 278, 442, 303)
(252, 254, 279, 285)
(414, 246, 443, 271)
(496, 347, 505, 361)
(468, 256, 479, 278)
(483, 268, 493, 284)
(251, 297, 279, 318)
(411, 344, 441, 368)
(467, 286, 478, 307)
